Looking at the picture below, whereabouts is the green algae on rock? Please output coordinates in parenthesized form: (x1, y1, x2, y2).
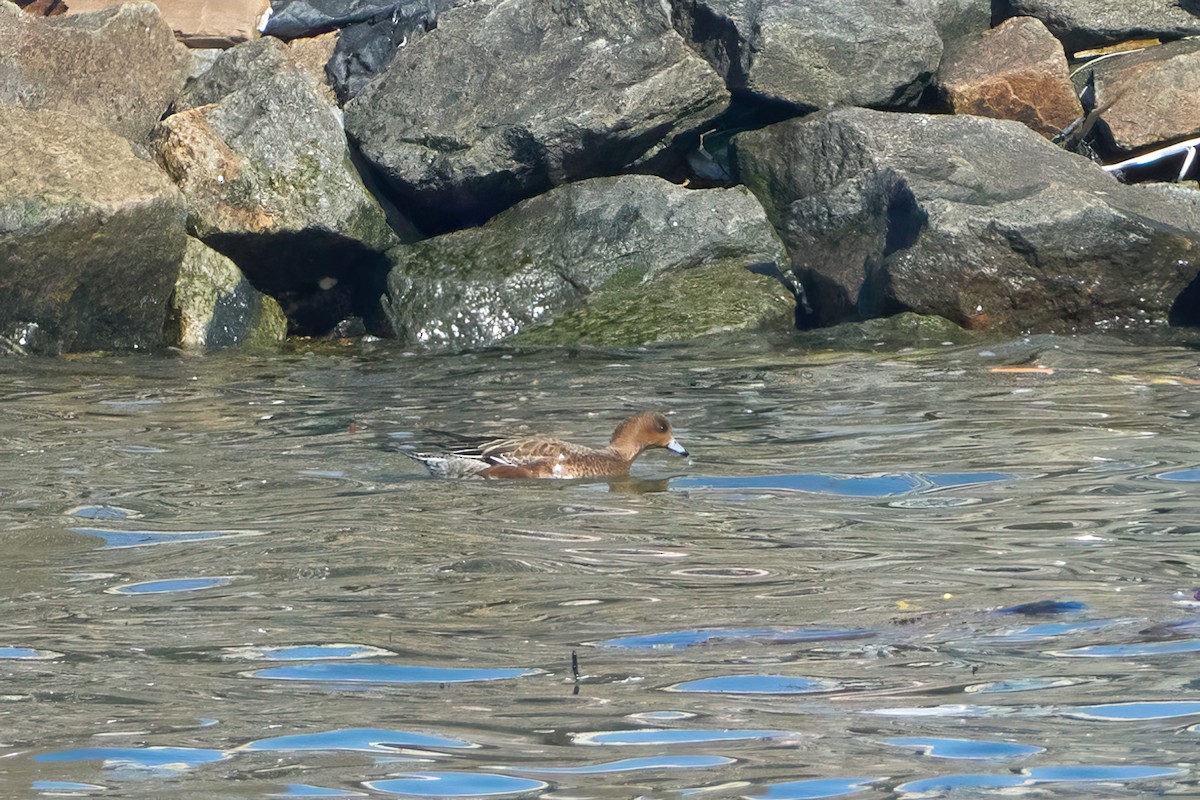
(512, 262, 793, 347)
(382, 175, 789, 351)
(165, 238, 287, 350)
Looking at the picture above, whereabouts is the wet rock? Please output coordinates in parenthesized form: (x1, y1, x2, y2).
(797, 312, 974, 351)
(512, 262, 793, 348)
(993, 0, 1200, 55)
(0, 1, 190, 143)
(0, 322, 55, 356)
(938, 16, 1081, 138)
(154, 37, 400, 336)
(0, 108, 187, 352)
(735, 108, 1200, 332)
(1087, 39, 1200, 152)
(166, 238, 288, 349)
(344, 0, 729, 231)
(383, 175, 789, 350)
(670, 0, 988, 109)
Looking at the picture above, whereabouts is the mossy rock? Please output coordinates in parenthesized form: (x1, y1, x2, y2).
(512, 261, 793, 347)
(166, 238, 288, 349)
(384, 175, 789, 350)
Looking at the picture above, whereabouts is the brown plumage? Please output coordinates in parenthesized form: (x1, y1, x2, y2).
(409, 412, 689, 479)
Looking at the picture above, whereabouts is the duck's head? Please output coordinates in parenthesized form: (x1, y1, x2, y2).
(611, 412, 689, 459)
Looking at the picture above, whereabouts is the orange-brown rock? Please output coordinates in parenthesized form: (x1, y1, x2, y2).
(939, 16, 1082, 139)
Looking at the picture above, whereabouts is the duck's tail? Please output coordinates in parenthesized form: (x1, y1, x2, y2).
(407, 451, 490, 479)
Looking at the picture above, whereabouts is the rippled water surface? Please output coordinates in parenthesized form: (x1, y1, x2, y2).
(2, 332, 1199, 798)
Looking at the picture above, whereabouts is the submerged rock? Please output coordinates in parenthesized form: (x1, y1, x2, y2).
(0, 108, 187, 352)
(154, 37, 400, 335)
(383, 175, 789, 350)
(670, 0, 988, 109)
(166, 238, 288, 350)
(938, 16, 1081, 138)
(0, 1, 190, 143)
(344, 0, 729, 231)
(797, 312, 975, 351)
(735, 108, 1200, 332)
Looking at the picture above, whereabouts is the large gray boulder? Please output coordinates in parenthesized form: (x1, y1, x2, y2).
(0, 1, 190, 143)
(0, 108, 187, 352)
(154, 37, 400, 335)
(384, 175, 791, 350)
(670, 0, 988, 109)
(344, 0, 729, 230)
(735, 108, 1200, 332)
(994, 0, 1200, 55)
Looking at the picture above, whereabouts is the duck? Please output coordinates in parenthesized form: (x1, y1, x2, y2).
(408, 411, 689, 479)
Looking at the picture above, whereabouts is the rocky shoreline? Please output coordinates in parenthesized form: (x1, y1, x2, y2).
(3, 0, 1200, 353)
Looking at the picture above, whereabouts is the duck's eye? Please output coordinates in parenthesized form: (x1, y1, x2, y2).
(657, 422, 667, 433)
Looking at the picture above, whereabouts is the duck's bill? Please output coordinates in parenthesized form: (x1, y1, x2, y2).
(666, 438, 689, 457)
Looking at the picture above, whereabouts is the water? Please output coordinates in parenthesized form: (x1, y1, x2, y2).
(1, 331, 1199, 798)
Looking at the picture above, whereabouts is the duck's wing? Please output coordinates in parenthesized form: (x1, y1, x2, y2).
(476, 436, 597, 465)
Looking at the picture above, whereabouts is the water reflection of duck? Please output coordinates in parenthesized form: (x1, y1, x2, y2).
(409, 412, 689, 479)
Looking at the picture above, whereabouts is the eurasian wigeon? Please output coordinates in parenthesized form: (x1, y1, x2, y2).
(410, 411, 689, 479)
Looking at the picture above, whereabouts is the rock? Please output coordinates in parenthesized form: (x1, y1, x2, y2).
(1088, 39, 1200, 152)
(938, 16, 1082, 138)
(188, 47, 225, 81)
(0, 108, 187, 352)
(285, 30, 338, 103)
(154, 37, 400, 335)
(344, 0, 729, 231)
(669, 0, 989, 109)
(383, 175, 789, 350)
(0, 2, 190, 144)
(994, 0, 1200, 55)
(64, 0, 271, 47)
(166, 238, 288, 349)
(797, 311, 974, 351)
(511, 262, 793, 347)
(174, 35, 292, 110)
(734, 108, 1200, 332)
